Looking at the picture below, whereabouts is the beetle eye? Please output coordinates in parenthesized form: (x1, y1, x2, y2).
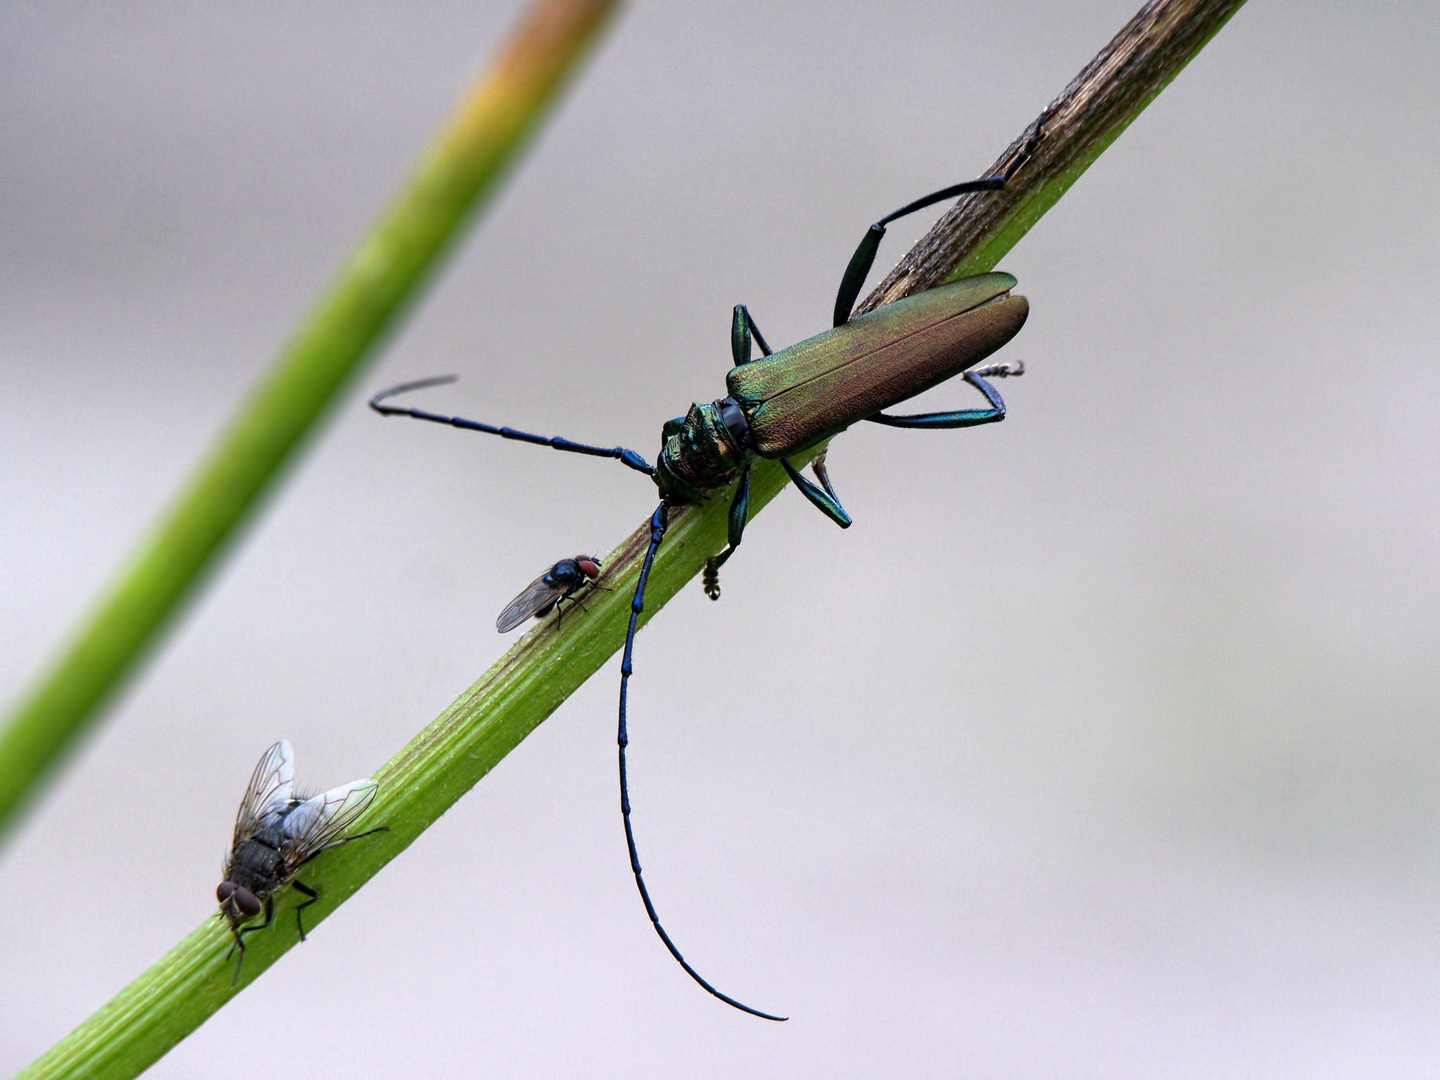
(234, 887, 262, 918)
(217, 881, 236, 903)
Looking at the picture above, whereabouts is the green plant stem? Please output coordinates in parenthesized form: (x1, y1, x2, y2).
(857, 0, 1248, 315)
(20, 1, 1246, 1075)
(0, 0, 621, 838)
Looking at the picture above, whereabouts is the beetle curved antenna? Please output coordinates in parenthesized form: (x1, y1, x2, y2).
(370, 377, 655, 476)
(619, 502, 787, 1022)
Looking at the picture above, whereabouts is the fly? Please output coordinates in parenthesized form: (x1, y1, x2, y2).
(496, 555, 603, 633)
(218, 740, 386, 986)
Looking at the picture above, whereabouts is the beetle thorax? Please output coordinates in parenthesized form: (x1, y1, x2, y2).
(654, 399, 753, 505)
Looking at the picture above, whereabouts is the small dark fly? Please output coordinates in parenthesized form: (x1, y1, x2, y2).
(218, 740, 386, 986)
(496, 555, 603, 633)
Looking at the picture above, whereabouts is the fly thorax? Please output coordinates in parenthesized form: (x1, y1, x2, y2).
(232, 830, 285, 886)
(654, 399, 753, 505)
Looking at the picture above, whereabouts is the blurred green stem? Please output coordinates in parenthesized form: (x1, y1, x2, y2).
(0, 0, 621, 837)
(19, 0, 1247, 1076)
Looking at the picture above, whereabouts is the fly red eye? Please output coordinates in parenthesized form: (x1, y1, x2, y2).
(217, 881, 236, 904)
(234, 887, 262, 918)
(578, 559, 600, 578)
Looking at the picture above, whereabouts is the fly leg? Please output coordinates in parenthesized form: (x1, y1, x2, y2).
(371, 376, 654, 477)
(293, 881, 318, 941)
(619, 502, 785, 1021)
(554, 578, 612, 626)
(229, 896, 275, 987)
(286, 825, 390, 939)
(553, 589, 584, 629)
(867, 361, 1023, 428)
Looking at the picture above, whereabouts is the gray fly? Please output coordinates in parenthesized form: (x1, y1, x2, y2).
(218, 740, 385, 986)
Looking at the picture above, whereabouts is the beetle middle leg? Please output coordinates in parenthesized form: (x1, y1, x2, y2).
(780, 455, 851, 528)
(809, 447, 840, 504)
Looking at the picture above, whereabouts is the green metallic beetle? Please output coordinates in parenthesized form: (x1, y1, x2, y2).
(371, 169, 1030, 1022)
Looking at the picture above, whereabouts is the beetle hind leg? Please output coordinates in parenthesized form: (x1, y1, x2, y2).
(866, 362, 1022, 429)
(832, 177, 1009, 328)
(731, 305, 773, 366)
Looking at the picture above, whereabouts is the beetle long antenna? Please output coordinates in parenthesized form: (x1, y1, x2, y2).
(370, 377, 655, 476)
(619, 502, 787, 1022)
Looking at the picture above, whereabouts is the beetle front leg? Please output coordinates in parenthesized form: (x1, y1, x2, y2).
(703, 466, 751, 600)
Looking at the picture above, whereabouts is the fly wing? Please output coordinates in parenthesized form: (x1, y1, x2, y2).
(233, 740, 295, 845)
(496, 571, 564, 633)
(281, 778, 379, 866)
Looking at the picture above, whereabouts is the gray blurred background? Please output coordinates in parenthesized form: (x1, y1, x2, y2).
(3, 2, 1439, 1075)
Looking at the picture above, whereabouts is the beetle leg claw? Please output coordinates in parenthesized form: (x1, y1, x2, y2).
(970, 359, 1024, 378)
(811, 448, 842, 504)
